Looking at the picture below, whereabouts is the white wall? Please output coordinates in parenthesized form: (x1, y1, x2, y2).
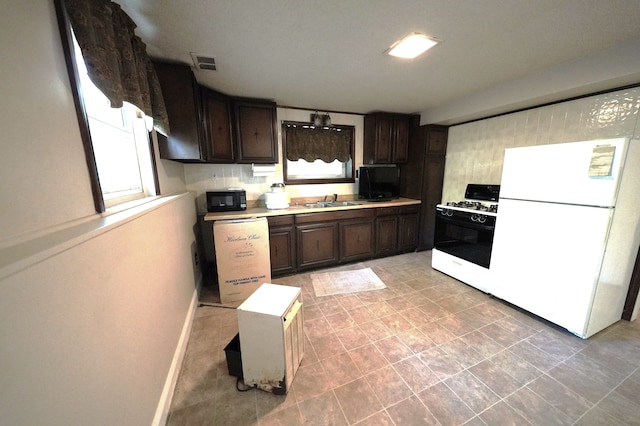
(184, 108, 364, 213)
(421, 38, 640, 126)
(0, 3, 197, 424)
(0, 194, 198, 425)
(0, 1, 96, 243)
(442, 87, 640, 202)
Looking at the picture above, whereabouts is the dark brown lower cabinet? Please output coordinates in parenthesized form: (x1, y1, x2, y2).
(296, 223, 339, 270)
(398, 205, 420, 253)
(399, 123, 448, 250)
(268, 215, 296, 276)
(375, 207, 399, 256)
(340, 215, 375, 263)
(419, 154, 446, 249)
(264, 205, 420, 276)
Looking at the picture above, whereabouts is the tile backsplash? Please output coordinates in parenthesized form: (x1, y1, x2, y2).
(442, 87, 640, 203)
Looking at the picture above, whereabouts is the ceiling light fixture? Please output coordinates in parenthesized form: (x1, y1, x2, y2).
(387, 33, 440, 59)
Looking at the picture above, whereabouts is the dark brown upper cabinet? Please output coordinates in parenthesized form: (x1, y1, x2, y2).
(153, 60, 278, 164)
(232, 99, 278, 164)
(201, 87, 235, 163)
(363, 113, 412, 164)
(152, 60, 206, 162)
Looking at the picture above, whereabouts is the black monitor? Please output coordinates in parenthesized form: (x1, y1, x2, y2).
(358, 166, 400, 201)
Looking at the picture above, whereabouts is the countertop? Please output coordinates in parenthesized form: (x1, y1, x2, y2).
(203, 197, 421, 221)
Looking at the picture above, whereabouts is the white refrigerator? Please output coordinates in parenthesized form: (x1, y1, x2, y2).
(490, 137, 640, 338)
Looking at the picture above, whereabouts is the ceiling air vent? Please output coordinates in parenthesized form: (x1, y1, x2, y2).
(191, 53, 217, 71)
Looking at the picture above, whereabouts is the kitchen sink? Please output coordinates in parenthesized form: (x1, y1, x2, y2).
(303, 201, 361, 208)
(303, 202, 332, 208)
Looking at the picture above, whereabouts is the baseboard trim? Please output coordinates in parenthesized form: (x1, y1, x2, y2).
(152, 286, 199, 426)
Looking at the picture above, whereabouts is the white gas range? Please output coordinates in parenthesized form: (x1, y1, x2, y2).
(431, 185, 500, 293)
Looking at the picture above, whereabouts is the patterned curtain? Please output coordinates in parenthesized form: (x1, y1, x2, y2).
(285, 125, 352, 163)
(64, 0, 170, 134)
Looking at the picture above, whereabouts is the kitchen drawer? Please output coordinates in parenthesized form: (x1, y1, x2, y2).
(376, 206, 400, 216)
(400, 205, 420, 215)
(295, 209, 374, 224)
(268, 215, 294, 227)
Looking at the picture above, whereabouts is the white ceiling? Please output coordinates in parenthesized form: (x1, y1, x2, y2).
(118, 0, 640, 125)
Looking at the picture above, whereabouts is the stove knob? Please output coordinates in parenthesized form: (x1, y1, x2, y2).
(477, 215, 487, 224)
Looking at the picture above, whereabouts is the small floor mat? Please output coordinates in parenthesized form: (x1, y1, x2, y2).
(311, 267, 386, 297)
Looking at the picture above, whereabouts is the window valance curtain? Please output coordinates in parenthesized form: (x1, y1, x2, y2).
(64, 0, 170, 134)
(285, 125, 352, 163)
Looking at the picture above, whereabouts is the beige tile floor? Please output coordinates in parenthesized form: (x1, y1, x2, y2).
(167, 251, 640, 425)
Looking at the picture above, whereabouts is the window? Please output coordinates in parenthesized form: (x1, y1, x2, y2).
(54, 0, 163, 213)
(282, 121, 355, 185)
(74, 38, 157, 208)
(287, 158, 349, 180)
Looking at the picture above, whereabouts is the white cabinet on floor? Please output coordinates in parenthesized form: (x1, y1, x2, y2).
(237, 283, 304, 394)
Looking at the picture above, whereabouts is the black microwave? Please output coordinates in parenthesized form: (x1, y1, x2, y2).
(206, 189, 247, 212)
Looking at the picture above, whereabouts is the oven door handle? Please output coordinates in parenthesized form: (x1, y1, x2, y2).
(435, 217, 495, 231)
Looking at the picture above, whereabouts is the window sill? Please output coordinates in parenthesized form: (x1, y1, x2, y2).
(102, 195, 162, 217)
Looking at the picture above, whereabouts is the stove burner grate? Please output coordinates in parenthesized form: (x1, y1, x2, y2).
(446, 201, 498, 213)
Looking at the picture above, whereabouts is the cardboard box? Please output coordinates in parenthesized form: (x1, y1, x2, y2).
(214, 217, 271, 303)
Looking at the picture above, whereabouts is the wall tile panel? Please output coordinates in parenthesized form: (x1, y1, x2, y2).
(536, 108, 553, 146)
(548, 102, 569, 144)
(442, 87, 640, 203)
(563, 102, 584, 142)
